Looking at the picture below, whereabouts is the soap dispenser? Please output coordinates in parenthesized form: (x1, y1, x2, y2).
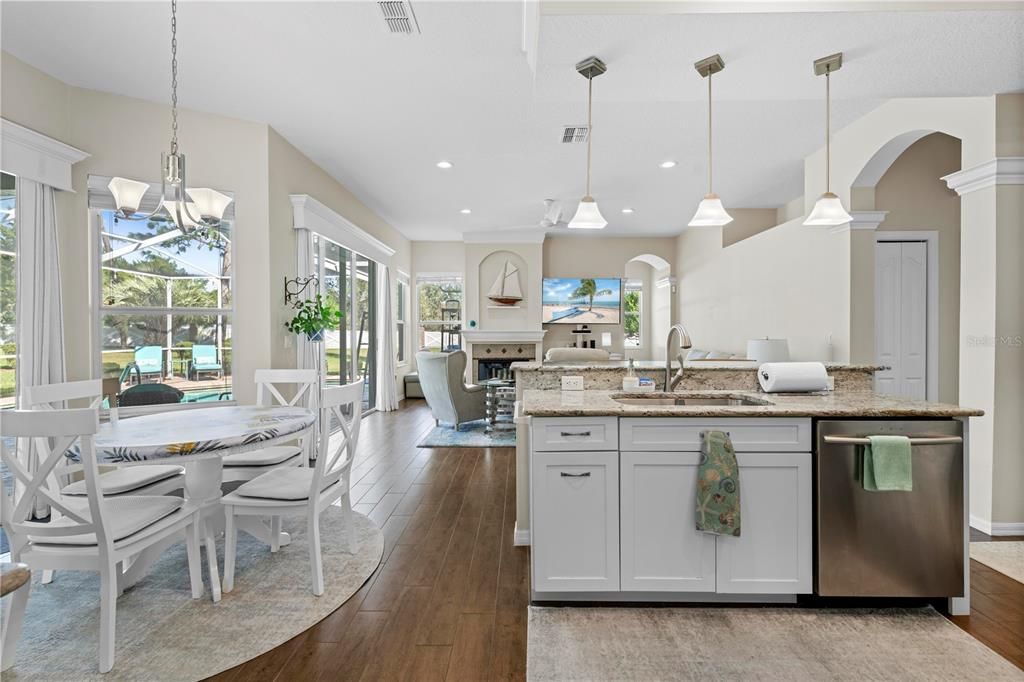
(622, 358, 640, 392)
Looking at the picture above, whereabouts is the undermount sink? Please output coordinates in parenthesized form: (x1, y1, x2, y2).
(613, 393, 772, 407)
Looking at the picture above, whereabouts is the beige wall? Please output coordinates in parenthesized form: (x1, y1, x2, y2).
(2, 51, 407, 404)
(721, 208, 780, 248)
(849, 133, 962, 403)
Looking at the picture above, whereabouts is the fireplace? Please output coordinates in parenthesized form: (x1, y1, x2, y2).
(470, 343, 536, 382)
(461, 330, 546, 383)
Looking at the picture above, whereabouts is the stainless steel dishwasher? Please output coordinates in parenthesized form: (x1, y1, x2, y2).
(816, 420, 964, 597)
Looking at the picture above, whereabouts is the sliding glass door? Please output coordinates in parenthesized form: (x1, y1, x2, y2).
(315, 235, 376, 410)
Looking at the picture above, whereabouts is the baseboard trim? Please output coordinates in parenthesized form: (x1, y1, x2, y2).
(971, 515, 1024, 537)
(513, 523, 530, 546)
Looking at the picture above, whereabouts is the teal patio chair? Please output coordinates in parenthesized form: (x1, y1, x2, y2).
(191, 345, 223, 380)
(133, 346, 164, 382)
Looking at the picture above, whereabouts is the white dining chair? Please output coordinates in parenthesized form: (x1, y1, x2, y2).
(221, 379, 362, 596)
(25, 379, 187, 586)
(221, 369, 317, 484)
(0, 409, 207, 674)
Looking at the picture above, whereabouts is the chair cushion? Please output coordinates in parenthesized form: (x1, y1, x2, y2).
(31, 496, 184, 546)
(222, 446, 302, 467)
(62, 464, 184, 496)
(234, 467, 336, 502)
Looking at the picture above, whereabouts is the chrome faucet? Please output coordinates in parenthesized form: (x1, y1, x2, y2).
(665, 323, 693, 392)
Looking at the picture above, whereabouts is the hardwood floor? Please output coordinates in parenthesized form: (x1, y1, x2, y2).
(207, 400, 1022, 679)
(947, 529, 1024, 671)
(208, 399, 528, 681)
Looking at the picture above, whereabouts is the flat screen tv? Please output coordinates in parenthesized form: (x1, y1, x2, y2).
(542, 278, 622, 324)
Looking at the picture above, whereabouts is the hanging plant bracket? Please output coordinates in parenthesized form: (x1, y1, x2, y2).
(284, 274, 319, 309)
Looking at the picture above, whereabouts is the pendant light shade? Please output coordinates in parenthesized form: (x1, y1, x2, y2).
(689, 194, 733, 227)
(689, 54, 732, 228)
(568, 196, 608, 230)
(804, 192, 852, 226)
(804, 52, 852, 227)
(568, 56, 608, 230)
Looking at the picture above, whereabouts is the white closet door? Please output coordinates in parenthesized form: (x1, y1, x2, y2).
(875, 241, 928, 400)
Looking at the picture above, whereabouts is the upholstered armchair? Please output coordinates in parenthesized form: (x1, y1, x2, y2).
(415, 350, 487, 430)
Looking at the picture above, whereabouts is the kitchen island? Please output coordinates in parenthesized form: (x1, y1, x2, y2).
(517, 381, 982, 615)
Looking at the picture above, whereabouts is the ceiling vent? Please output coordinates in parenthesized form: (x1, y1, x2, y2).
(378, 1, 420, 34)
(561, 125, 589, 144)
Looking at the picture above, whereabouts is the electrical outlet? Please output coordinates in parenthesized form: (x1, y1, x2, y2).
(561, 376, 584, 391)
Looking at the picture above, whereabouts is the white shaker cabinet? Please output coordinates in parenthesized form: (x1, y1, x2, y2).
(531, 450, 619, 592)
(715, 452, 813, 594)
(620, 451, 717, 591)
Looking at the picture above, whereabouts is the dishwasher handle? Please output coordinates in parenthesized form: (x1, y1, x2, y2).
(822, 435, 962, 446)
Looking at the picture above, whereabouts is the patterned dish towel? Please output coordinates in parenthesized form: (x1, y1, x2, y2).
(696, 430, 741, 536)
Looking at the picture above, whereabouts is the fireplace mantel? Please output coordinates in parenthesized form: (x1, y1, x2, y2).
(461, 330, 546, 343)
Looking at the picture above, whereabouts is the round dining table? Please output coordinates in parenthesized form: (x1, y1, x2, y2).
(95, 405, 316, 600)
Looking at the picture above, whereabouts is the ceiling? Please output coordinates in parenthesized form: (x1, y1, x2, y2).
(2, 1, 1022, 240)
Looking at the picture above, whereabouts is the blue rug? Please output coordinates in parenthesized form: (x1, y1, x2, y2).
(417, 420, 516, 448)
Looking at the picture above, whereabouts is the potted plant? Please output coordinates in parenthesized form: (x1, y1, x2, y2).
(285, 294, 342, 342)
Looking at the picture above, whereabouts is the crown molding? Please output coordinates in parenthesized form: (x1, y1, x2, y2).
(941, 157, 1024, 196)
(291, 194, 395, 265)
(1, 118, 89, 191)
(850, 210, 889, 230)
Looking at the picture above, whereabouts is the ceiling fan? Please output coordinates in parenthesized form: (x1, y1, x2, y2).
(538, 199, 565, 228)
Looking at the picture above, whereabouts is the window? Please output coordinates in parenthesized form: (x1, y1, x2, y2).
(623, 279, 642, 348)
(416, 275, 462, 352)
(396, 277, 408, 365)
(1, 172, 15, 409)
(96, 205, 233, 405)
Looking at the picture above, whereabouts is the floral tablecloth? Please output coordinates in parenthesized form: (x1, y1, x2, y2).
(88, 405, 316, 464)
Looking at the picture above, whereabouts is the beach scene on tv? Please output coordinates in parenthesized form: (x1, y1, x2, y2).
(542, 278, 622, 324)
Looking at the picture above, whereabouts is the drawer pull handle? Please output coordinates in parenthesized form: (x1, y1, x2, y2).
(560, 431, 592, 437)
(560, 472, 591, 478)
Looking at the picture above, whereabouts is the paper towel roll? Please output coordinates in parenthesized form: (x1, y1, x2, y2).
(757, 362, 829, 393)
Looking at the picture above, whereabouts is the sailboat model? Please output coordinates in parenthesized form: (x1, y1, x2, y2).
(487, 260, 523, 306)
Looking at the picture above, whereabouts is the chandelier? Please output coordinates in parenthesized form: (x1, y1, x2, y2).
(107, 0, 231, 230)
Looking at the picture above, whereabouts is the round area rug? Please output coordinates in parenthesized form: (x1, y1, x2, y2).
(6, 507, 383, 681)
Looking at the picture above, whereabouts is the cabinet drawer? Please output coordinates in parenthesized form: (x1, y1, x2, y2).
(620, 417, 811, 452)
(532, 417, 618, 451)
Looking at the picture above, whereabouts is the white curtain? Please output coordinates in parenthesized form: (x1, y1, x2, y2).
(376, 264, 399, 411)
(15, 178, 65, 517)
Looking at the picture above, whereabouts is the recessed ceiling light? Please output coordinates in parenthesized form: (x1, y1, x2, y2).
(436, 160, 454, 169)
(621, 208, 634, 214)
(659, 160, 677, 169)
(460, 208, 472, 214)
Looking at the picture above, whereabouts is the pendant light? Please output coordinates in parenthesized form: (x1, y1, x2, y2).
(108, 0, 232, 231)
(804, 52, 853, 227)
(568, 56, 608, 229)
(688, 54, 733, 227)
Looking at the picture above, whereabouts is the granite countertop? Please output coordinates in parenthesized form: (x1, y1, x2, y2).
(521, 389, 984, 418)
(512, 361, 886, 372)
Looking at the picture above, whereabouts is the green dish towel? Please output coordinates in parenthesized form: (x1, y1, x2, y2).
(696, 430, 741, 536)
(862, 435, 913, 491)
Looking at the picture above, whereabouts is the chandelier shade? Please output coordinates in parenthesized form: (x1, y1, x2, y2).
(187, 187, 233, 223)
(108, 177, 150, 216)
